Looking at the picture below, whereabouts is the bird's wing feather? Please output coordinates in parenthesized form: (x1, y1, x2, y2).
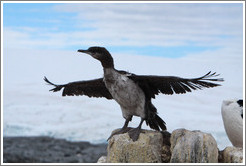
(44, 77, 113, 99)
(128, 71, 224, 98)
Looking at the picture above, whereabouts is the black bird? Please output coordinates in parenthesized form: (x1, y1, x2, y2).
(44, 46, 224, 141)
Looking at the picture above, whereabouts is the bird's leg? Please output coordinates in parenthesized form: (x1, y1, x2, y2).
(107, 117, 132, 141)
(128, 118, 145, 142)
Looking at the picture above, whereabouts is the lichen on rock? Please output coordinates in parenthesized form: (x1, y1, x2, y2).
(98, 128, 242, 163)
(170, 129, 218, 163)
(219, 146, 243, 163)
(106, 129, 168, 163)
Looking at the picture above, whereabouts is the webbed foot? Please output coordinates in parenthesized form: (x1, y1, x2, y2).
(128, 128, 142, 142)
(107, 127, 131, 141)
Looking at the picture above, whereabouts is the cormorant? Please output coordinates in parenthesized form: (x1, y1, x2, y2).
(44, 46, 224, 141)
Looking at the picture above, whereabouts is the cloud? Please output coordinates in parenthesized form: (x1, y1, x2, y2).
(3, 27, 69, 49)
(54, 3, 242, 36)
(3, 2, 243, 56)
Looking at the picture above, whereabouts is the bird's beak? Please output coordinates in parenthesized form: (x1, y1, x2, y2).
(77, 49, 89, 54)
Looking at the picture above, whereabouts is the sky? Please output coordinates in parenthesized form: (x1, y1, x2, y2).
(2, 2, 244, 58)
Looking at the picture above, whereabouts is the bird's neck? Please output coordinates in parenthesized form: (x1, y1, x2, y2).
(103, 67, 115, 76)
(103, 67, 117, 84)
(100, 55, 114, 68)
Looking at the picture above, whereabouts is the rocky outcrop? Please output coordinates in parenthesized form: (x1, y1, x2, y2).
(170, 129, 218, 163)
(98, 128, 243, 163)
(3, 136, 107, 163)
(219, 146, 243, 163)
(106, 129, 170, 163)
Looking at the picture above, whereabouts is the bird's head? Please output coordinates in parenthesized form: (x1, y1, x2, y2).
(78, 46, 114, 68)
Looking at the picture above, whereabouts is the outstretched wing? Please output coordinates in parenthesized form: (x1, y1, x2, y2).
(128, 71, 224, 98)
(44, 77, 113, 99)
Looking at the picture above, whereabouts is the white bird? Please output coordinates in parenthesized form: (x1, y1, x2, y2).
(221, 99, 243, 148)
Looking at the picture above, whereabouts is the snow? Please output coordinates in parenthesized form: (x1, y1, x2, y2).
(2, 47, 243, 150)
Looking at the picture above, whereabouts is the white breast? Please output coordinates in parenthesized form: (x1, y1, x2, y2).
(103, 68, 146, 119)
(221, 99, 243, 148)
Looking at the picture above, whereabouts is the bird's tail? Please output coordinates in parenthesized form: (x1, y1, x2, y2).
(145, 100, 167, 131)
(44, 77, 65, 92)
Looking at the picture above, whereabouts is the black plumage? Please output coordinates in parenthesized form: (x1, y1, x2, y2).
(44, 71, 222, 99)
(44, 46, 224, 141)
(44, 77, 113, 99)
(237, 99, 243, 118)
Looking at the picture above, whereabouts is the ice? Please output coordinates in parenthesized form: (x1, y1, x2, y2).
(2, 47, 243, 150)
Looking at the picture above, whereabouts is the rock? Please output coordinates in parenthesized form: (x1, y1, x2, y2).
(160, 131, 171, 162)
(170, 129, 218, 163)
(97, 156, 107, 163)
(3, 136, 107, 163)
(106, 129, 170, 163)
(99, 128, 242, 163)
(219, 146, 243, 163)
